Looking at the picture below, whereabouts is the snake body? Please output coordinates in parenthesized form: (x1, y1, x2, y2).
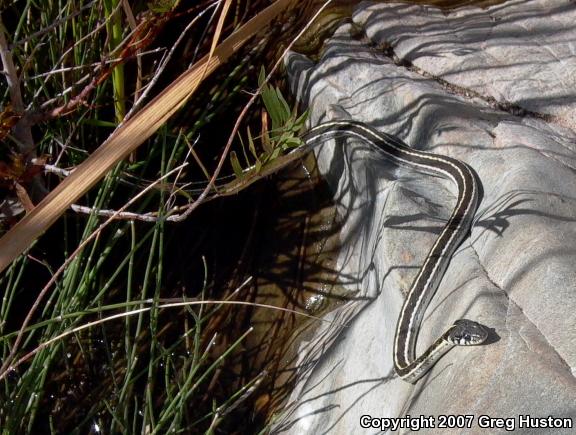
(302, 120, 488, 383)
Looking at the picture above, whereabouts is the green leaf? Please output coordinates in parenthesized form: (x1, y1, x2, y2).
(258, 66, 266, 88)
(270, 147, 281, 160)
(282, 137, 302, 149)
(275, 87, 291, 124)
(264, 90, 282, 131)
(233, 65, 309, 181)
(247, 126, 260, 159)
(230, 151, 244, 178)
(293, 109, 309, 129)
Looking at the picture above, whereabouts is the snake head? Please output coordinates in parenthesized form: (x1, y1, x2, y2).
(448, 319, 489, 346)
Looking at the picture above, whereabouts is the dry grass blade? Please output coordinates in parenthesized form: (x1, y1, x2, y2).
(7, 299, 336, 377)
(0, 0, 294, 274)
(211, 0, 234, 58)
(197, 0, 234, 89)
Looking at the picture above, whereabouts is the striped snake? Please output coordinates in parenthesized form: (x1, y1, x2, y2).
(302, 120, 489, 383)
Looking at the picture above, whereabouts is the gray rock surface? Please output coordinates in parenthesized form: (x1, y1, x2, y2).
(275, 0, 576, 433)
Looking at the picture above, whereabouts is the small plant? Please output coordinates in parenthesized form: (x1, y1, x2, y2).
(230, 67, 308, 178)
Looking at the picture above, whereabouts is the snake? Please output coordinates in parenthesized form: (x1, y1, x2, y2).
(301, 120, 489, 383)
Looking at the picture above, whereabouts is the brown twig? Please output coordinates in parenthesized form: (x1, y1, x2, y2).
(0, 17, 34, 153)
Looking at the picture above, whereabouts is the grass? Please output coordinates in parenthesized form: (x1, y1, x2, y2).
(0, 0, 332, 433)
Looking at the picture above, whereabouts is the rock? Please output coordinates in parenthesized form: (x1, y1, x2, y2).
(358, 0, 576, 130)
(275, 1, 576, 433)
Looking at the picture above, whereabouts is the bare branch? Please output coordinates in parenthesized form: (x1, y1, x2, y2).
(0, 20, 23, 111)
(0, 17, 34, 152)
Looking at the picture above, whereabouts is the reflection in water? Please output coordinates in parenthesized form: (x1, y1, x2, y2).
(244, 153, 350, 422)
